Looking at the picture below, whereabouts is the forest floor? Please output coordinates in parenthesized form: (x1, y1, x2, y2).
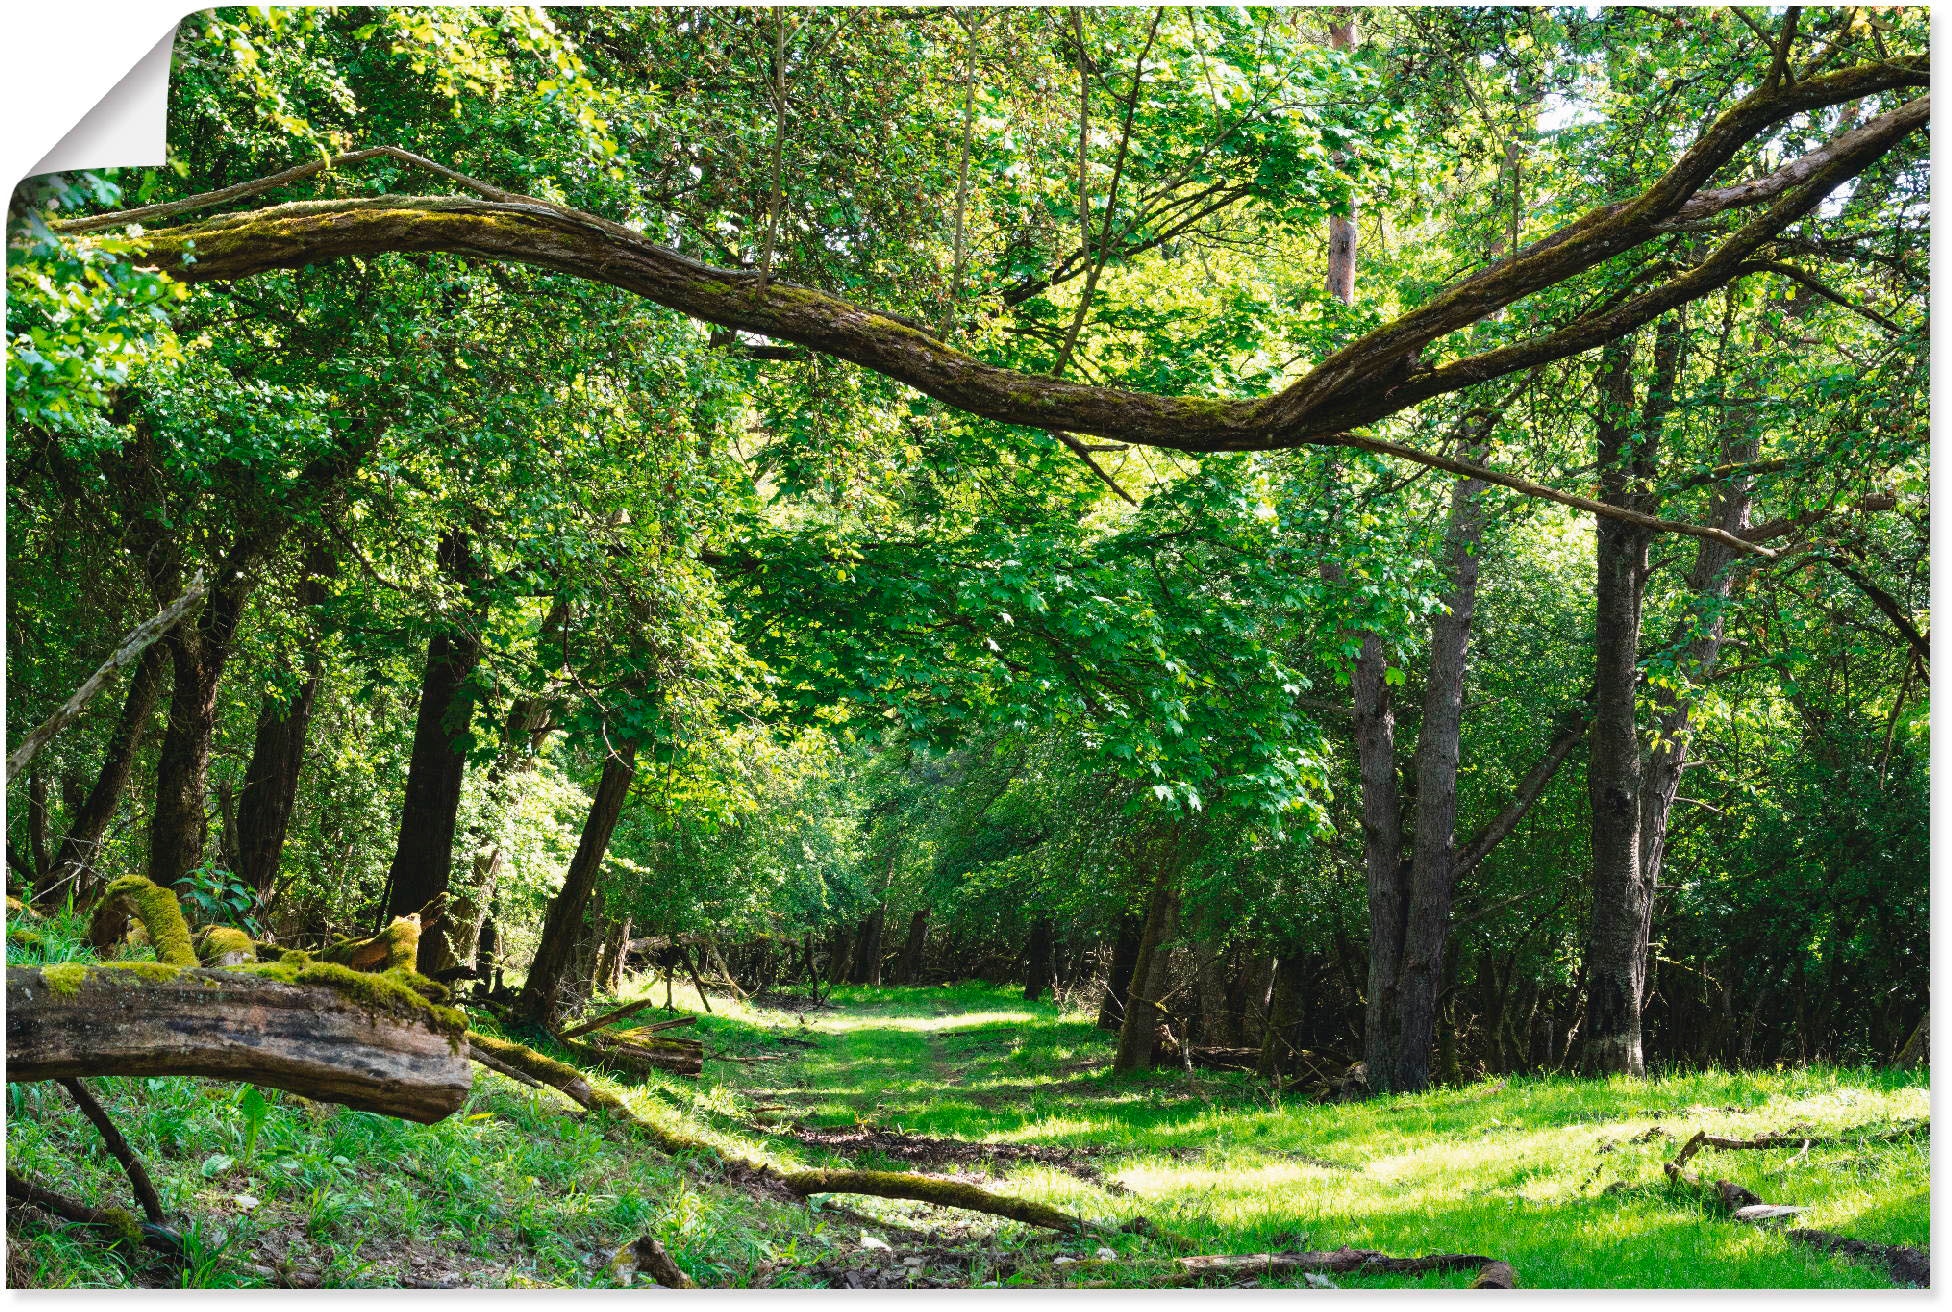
(3, 962, 1930, 1289)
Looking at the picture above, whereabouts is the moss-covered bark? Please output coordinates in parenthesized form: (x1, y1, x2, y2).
(90, 876, 197, 966)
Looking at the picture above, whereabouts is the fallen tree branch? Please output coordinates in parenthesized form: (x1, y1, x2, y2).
(7, 574, 206, 784)
(560, 1031, 703, 1078)
(468, 1042, 542, 1088)
(556, 997, 659, 1040)
(1786, 1228, 1929, 1288)
(775, 1168, 1093, 1233)
(9, 962, 471, 1123)
(7, 1166, 182, 1259)
(58, 1078, 165, 1224)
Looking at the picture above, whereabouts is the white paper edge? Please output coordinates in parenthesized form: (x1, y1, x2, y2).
(30, 25, 179, 180)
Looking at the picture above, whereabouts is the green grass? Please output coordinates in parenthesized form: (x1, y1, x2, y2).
(5, 916, 1929, 1290)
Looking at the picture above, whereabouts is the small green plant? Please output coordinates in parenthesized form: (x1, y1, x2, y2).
(177, 863, 261, 935)
(235, 1086, 271, 1162)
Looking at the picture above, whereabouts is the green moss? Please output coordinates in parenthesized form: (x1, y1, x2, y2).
(319, 916, 420, 972)
(9, 926, 45, 951)
(97, 1207, 142, 1245)
(240, 959, 467, 1040)
(383, 917, 420, 970)
(195, 925, 256, 965)
(40, 961, 89, 996)
(97, 875, 196, 967)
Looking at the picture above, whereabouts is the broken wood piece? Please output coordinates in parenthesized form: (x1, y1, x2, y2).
(1787, 1228, 1929, 1288)
(468, 1043, 542, 1088)
(610, 1235, 699, 1288)
(1471, 1261, 1518, 1288)
(556, 996, 659, 1040)
(9, 963, 470, 1123)
(1730, 1204, 1805, 1225)
(620, 1015, 698, 1036)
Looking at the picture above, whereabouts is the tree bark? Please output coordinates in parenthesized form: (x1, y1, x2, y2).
(1098, 913, 1143, 1032)
(1113, 865, 1181, 1074)
(1380, 462, 1486, 1093)
(1023, 917, 1056, 1001)
(848, 905, 886, 986)
(147, 578, 251, 889)
(384, 532, 485, 973)
(36, 644, 167, 904)
(1581, 329, 1668, 1076)
(893, 907, 930, 985)
(1325, 12, 1360, 305)
(235, 563, 332, 893)
(1355, 630, 1408, 1087)
(513, 740, 639, 1028)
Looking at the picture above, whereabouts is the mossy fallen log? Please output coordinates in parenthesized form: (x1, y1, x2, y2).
(320, 915, 420, 971)
(7, 962, 471, 1123)
(774, 1167, 1093, 1232)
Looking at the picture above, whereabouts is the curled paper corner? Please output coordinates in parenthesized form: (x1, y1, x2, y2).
(31, 24, 179, 181)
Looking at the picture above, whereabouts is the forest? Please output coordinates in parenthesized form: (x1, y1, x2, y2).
(3, 3, 1929, 1290)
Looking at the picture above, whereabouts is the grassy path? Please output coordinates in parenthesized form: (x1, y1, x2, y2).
(690, 984, 1928, 1289)
(4, 971, 1929, 1288)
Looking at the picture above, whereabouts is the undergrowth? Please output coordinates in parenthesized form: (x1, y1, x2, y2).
(5, 914, 1929, 1289)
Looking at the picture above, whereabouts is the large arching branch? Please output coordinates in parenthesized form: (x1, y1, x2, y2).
(53, 62, 1925, 555)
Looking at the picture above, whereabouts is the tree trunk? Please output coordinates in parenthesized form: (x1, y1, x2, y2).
(1098, 914, 1143, 1032)
(1581, 322, 1677, 1076)
(848, 906, 886, 986)
(147, 596, 242, 888)
(1023, 917, 1055, 1001)
(1325, 13, 1360, 305)
(1114, 869, 1181, 1074)
(1895, 1008, 1928, 1070)
(27, 771, 50, 886)
(383, 532, 485, 974)
(1380, 459, 1486, 1093)
(893, 908, 930, 984)
(514, 741, 639, 1028)
(1355, 629, 1409, 1087)
(234, 656, 322, 893)
(36, 643, 166, 904)
(234, 558, 333, 893)
(1257, 951, 1312, 1078)
(827, 927, 855, 985)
